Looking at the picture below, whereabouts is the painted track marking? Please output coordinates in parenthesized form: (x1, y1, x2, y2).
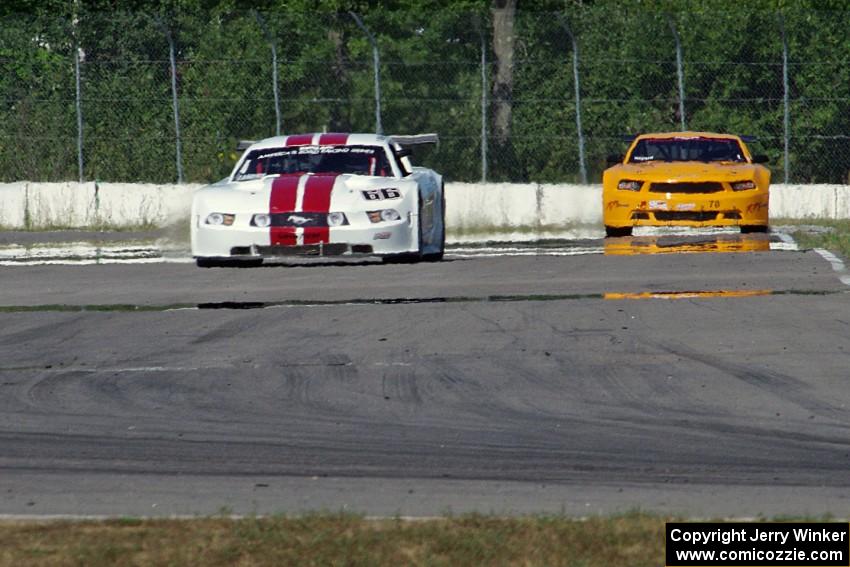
(814, 248, 850, 287)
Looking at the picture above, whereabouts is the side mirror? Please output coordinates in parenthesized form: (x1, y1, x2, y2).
(752, 154, 769, 164)
(606, 154, 624, 165)
(396, 148, 413, 158)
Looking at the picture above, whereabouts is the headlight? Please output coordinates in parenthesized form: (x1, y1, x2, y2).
(327, 212, 347, 227)
(367, 209, 402, 223)
(252, 213, 271, 227)
(205, 213, 235, 226)
(731, 180, 757, 191)
(380, 209, 401, 222)
(617, 180, 643, 191)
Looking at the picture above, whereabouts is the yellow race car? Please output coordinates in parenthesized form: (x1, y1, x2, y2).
(602, 132, 770, 237)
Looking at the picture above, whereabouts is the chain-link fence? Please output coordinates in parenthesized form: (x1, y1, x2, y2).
(2, 8, 850, 184)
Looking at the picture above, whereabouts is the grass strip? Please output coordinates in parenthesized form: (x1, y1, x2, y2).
(0, 512, 665, 567)
(776, 218, 850, 261)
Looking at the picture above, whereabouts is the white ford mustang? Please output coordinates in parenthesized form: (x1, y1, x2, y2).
(191, 132, 445, 267)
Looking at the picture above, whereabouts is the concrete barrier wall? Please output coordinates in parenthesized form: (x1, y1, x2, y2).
(95, 183, 201, 227)
(770, 184, 850, 219)
(445, 183, 850, 232)
(0, 182, 28, 228)
(1, 181, 848, 231)
(0, 182, 202, 230)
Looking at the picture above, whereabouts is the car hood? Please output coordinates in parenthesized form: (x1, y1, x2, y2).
(611, 161, 760, 181)
(212, 173, 402, 192)
(194, 173, 416, 214)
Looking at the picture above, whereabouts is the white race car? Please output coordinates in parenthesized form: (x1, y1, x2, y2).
(191, 132, 445, 267)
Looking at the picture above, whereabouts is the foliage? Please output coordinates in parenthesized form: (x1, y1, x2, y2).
(785, 219, 850, 261)
(1, 4, 849, 183)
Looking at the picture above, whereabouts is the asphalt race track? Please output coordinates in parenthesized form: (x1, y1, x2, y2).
(2, 232, 850, 518)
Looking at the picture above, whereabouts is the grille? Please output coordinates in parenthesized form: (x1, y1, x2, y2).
(649, 182, 723, 193)
(268, 212, 328, 227)
(654, 211, 719, 222)
(250, 244, 371, 257)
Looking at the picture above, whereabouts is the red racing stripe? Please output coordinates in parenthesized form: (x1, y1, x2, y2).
(302, 174, 338, 245)
(285, 134, 314, 147)
(269, 175, 299, 245)
(318, 133, 349, 145)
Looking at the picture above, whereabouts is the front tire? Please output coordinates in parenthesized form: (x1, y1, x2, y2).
(423, 188, 445, 262)
(605, 225, 633, 237)
(382, 192, 426, 264)
(195, 257, 263, 268)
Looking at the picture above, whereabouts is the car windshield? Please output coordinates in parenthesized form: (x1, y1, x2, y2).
(628, 137, 746, 163)
(234, 145, 394, 181)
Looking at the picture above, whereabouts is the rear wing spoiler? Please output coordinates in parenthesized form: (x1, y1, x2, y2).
(388, 134, 439, 147)
(620, 134, 757, 143)
(236, 134, 439, 152)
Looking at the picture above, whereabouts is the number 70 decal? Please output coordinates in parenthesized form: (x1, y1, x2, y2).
(362, 188, 401, 201)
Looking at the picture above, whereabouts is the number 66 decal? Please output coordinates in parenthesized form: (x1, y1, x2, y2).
(362, 188, 401, 201)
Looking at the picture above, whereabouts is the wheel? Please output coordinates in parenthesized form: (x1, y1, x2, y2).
(382, 192, 426, 264)
(423, 187, 445, 262)
(195, 257, 263, 268)
(740, 225, 768, 234)
(605, 225, 633, 237)
(381, 252, 419, 264)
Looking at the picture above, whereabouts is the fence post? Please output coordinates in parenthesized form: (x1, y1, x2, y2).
(561, 19, 587, 184)
(157, 17, 184, 183)
(73, 36, 84, 183)
(668, 15, 686, 131)
(349, 12, 382, 135)
(255, 11, 281, 136)
(779, 14, 790, 184)
(480, 25, 488, 182)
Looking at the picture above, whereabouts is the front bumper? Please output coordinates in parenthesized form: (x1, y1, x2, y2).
(191, 216, 418, 259)
(602, 189, 769, 228)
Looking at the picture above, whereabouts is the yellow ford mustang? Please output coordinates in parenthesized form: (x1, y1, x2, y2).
(602, 132, 770, 237)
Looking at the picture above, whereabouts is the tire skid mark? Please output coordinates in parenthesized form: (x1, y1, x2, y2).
(24, 371, 94, 413)
(190, 317, 262, 345)
(17, 362, 363, 424)
(2, 429, 848, 485)
(0, 314, 90, 347)
(379, 355, 422, 407)
(614, 411, 850, 450)
(417, 354, 571, 426)
(651, 339, 850, 424)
